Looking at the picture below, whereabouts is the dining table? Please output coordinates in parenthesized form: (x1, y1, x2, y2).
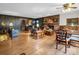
(67, 30, 79, 47)
(36, 30, 43, 39)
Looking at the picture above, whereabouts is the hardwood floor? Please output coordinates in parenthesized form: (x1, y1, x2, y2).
(0, 32, 79, 55)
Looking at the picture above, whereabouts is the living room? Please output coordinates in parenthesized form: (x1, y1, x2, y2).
(0, 3, 79, 55)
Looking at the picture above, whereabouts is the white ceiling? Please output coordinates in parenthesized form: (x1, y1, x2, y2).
(0, 3, 79, 18)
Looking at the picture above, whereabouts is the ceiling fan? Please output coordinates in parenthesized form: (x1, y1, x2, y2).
(63, 3, 77, 9)
(56, 3, 77, 12)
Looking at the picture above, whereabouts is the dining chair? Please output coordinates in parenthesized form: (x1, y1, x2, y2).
(55, 30, 71, 53)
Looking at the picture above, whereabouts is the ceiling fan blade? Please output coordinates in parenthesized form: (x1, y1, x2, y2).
(69, 7, 77, 8)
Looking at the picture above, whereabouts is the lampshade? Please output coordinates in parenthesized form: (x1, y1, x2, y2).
(37, 23, 39, 27)
(9, 22, 13, 26)
(1, 22, 6, 26)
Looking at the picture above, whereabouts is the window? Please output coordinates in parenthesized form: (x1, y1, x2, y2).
(67, 18, 78, 26)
